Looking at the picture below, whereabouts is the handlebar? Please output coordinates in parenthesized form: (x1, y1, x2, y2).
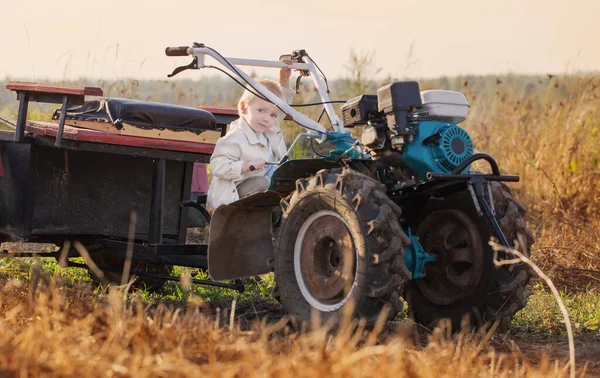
(165, 46, 190, 56)
(164, 43, 346, 135)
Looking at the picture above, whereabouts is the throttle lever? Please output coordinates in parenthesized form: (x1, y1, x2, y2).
(295, 75, 302, 94)
(281, 51, 309, 94)
(167, 56, 199, 78)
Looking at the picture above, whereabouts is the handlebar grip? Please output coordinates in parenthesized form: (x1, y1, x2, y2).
(165, 46, 190, 56)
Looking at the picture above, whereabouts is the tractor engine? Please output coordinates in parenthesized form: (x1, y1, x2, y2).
(341, 82, 473, 180)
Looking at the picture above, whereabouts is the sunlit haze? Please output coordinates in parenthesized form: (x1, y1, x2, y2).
(1, 0, 598, 81)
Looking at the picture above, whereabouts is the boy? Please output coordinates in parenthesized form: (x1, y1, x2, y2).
(207, 61, 294, 210)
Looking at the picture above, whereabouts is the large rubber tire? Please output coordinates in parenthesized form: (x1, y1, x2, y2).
(273, 168, 411, 325)
(404, 181, 535, 331)
(87, 251, 172, 291)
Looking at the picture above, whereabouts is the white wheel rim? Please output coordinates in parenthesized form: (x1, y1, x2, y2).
(294, 209, 357, 312)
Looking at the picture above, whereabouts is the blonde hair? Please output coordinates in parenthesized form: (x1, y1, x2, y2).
(237, 79, 284, 116)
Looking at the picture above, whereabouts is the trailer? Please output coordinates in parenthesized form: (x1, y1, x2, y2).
(0, 82, 243, 291)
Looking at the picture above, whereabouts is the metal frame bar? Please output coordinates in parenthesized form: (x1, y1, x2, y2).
(178, 161, 194, 243)
(14, 92, 29, 142)
(468, 177, 513, 257)
(98, 239, 210, 270)
(62, 260, 244, 292)
(32, 135, 211, 162)
(100, 239, 208, 256)
(54, 95, 70, 147)
(186, 47, 345, 136)
(149, 158, 166, 244)
(20, 143, 39, 238)
(427, 172, 519, 182)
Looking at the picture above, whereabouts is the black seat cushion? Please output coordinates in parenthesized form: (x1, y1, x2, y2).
(54, 98, 217, 131)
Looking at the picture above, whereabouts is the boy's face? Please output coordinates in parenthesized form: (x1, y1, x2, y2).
(241, 97, 280, 134)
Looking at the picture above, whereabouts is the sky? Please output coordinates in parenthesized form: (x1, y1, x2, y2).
(1, 0, 599, 82)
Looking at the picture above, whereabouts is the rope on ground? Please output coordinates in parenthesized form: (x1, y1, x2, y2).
(490, 241, 575, 378)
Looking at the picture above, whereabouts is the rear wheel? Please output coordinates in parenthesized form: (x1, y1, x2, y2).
(404, 182, 534, 330)
(273, 168, 411, 325)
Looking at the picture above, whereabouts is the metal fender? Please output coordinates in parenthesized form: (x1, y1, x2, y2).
(208, 191, 282, 280)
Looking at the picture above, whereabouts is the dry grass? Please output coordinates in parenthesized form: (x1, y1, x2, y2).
(456, 74, 600, 292)
(0, 274, 579, 378)
(1, 73, 600, 376)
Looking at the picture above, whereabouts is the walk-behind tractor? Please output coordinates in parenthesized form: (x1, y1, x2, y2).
(0, 43, 534, 331)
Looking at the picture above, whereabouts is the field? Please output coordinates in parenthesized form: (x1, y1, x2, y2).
(1, 71, 599, 377)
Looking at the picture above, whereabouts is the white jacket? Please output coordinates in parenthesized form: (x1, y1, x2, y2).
(207, 117, 287, 210)
(207, 87, 294, 210)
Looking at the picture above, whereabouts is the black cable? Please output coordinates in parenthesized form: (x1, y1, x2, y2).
(206, 65, 269, 101)
(290, 100, 347, 107)
(291, 119, 328, 136)
(205, 45, 329, 136)
(208, 65, 327, 135)
(205, 46, 273, 103)
(213, 64, 345, 113)
(308, 54, 330, 94)
(301, 54, 335, 125)
(317, 108, 326, 123)
(311, 137, 328, 157)
(205, 46, 253, 87)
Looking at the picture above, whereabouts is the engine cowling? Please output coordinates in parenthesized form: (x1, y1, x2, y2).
(401, 121, 474, 180)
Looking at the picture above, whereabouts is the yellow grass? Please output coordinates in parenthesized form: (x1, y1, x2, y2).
(457, 75, 600, 290)
(1, 73, 599, 376)
(462, 75, 600, 217)
(0, 276, 575, 377)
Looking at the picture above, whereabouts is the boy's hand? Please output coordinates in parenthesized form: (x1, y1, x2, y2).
(279, 58, 293, 88)
(242, 158, 267, 173)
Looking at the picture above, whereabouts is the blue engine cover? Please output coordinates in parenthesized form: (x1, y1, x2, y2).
(402, 121, 474, 180)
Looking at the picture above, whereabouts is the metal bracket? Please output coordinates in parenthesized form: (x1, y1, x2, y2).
(55, 95, 70, 147)
(469, 177, 512, 253)
(467, 182, 482, 216)
(486, 182, 495, 216)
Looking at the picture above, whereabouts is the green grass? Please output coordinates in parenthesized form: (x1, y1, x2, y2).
(0, 106, 53, 123)
(0, 106, 54, 130)
(0, 256, 89, 282)
(513, 283, 600, 335)
(0, 255, 276, 308)
(1, 256, 598, 336)
(145, 267, 277, 307)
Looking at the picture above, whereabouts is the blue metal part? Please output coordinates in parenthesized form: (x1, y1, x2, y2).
(323, 131, 363, 159)
(267, 132, 364, 191)
(282, 131, 364, 164)
(404, 227, 438, 279)
(402, 121, 474, 180)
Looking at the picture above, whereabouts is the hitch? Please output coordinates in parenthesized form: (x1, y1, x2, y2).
(426, 153, 518, 256)
(64, 259, 245, 293)
(467, 177, 511, 249)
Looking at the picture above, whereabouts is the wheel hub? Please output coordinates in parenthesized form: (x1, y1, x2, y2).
(415, 209, 484, 305)
(294, 210, 356, 311)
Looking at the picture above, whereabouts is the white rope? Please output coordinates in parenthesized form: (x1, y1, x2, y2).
(491, 241, 575, 378)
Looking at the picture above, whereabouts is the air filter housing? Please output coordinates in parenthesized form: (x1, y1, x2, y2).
(340, 94, 379, 127)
